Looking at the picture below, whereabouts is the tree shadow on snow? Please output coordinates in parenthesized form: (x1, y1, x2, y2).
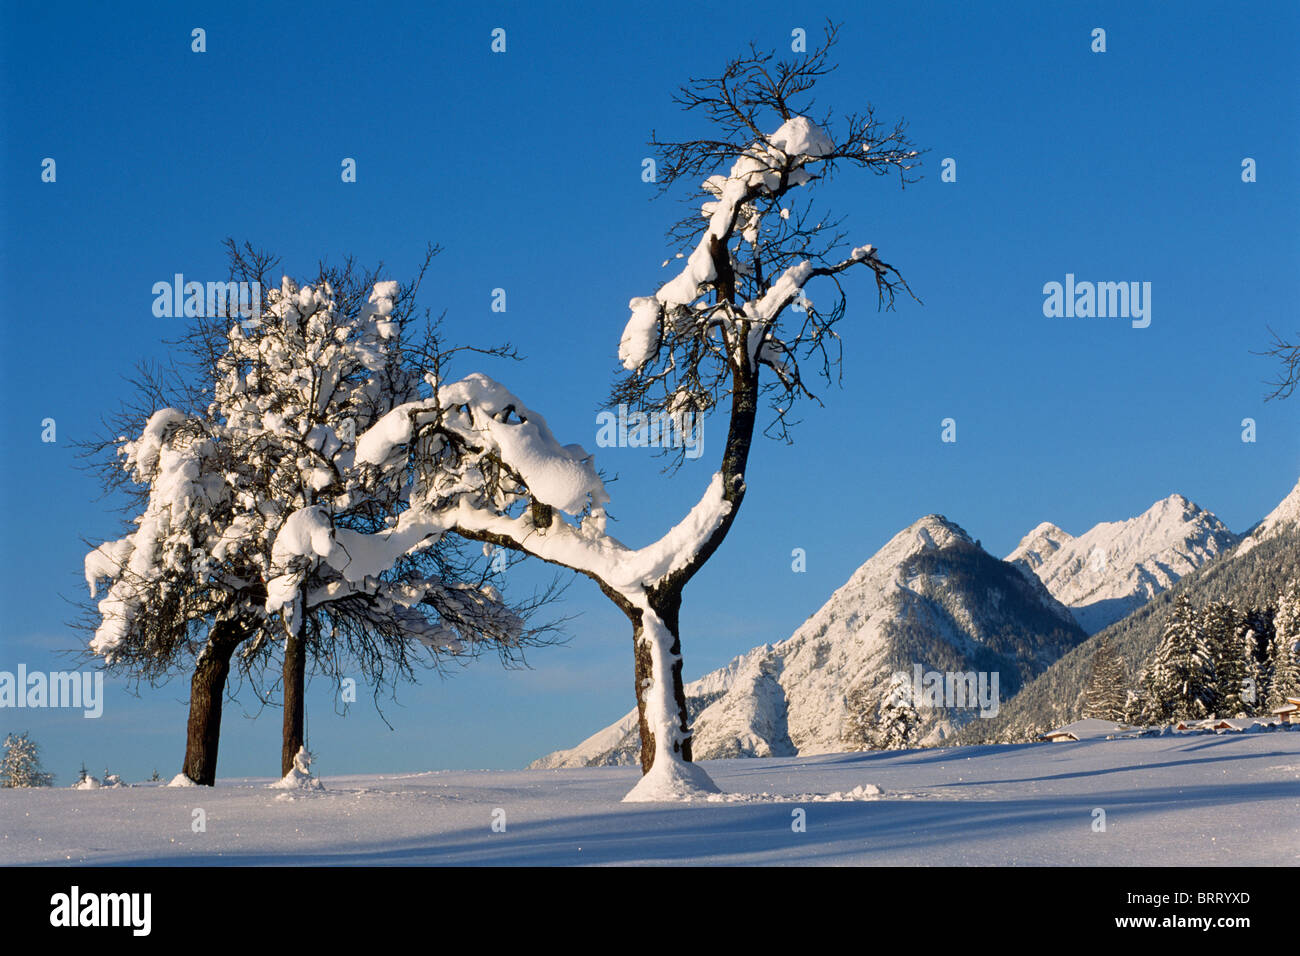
(49, 778, 1298, 867)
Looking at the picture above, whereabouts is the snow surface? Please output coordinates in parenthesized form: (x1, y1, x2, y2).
(622, 755, 720, 803)
(4, 731, 1296, 865)
(270, 747, 324, 791)
(1042, 718, 1129, 740)
(1006, 494, 1239, 634)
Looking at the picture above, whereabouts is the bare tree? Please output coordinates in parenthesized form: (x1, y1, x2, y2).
(603, 24, 919, 771)
(358, 25, 923, 797)
(1260, 326, 1300, 400)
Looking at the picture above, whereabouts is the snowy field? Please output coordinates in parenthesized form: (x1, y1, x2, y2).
(4, 731, 1297, 866)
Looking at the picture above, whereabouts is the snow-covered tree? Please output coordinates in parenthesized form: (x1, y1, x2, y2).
(1239, 604, 1274, 715)
(1122, 688, 1142, 725)
(211, 249, 543, 777)
(1128, 672, 1154, 725)
(1203, 600, 1247, 716)
(609, 27, 916, 775)
(1265, 578, 1300, 710)
(82, 244, 553, 784)
(0, 732, 54, 788)
(1082, 635, 1127, 721)
(874, 672, 920, 749)
(365, 27, 920, 799)
(1138, 594, 1215, 723)
(840, 683, 877, 751)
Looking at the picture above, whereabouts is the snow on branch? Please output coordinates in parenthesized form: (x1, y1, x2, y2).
(354, 372, 733, 596)
(613, 23, 920, 452)
(83, 265, 548, 681)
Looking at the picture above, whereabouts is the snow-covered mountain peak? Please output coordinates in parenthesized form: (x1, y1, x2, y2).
(1007, 521, 1073, 572)
(1146, 491, 1200, 520)
(864, 513, 973, 565)
(534, 510, 1082, 769)
(831, 514, 977, 601)
(909, 513, 974, 547)
(1026, 520, 1070, 539)
(1237, 476, 1300, 556)
(1008, 493, 1239, 634)
(537, 481, 1288, 771)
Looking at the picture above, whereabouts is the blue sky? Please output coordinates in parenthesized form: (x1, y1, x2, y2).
(2, 0, 1297, 781)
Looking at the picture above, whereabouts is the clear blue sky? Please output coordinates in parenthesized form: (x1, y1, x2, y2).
(2, 0, 1297, 782)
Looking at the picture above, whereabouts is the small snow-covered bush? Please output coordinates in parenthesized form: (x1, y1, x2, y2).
(0, 732, 54, 787)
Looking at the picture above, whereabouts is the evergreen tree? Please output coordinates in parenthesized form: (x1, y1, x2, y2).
(1122, 688, 1143, 725)
(1203, 600, 1246, 716)
(1265, 578, 1300, 710)
(1131, 667, 1159, 725)
(1143, 594, 1215, 722)
(1240, 604, 1275, 715)
(0, 732, 54, 788)
(840, 683, 877, 751)
(1082, 635, 1128, 721)
(874, 671, 920, 749)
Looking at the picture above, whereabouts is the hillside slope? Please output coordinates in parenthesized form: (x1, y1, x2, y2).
(957, 526, 1299, 744)
(534, 515, 1086, 767)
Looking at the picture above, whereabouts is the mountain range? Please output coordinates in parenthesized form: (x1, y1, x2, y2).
(958, 477, 1300, 743)
(1006, 494, 1239, 634)
(533, 480, 1299, 766)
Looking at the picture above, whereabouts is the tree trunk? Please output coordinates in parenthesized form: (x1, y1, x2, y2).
(632, 618, 655, 773)
(632, 589, 693, 774)
(626, 362, 761, 773)
(182, 619, 245, 786)
(281, 617, 306, 776)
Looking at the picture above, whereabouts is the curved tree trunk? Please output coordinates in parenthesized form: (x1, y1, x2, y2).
(627, 357, 761, 773)
(281, 618, 306, 776)
(631, 590, 693, 773)
(182, 618, 246, 786)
